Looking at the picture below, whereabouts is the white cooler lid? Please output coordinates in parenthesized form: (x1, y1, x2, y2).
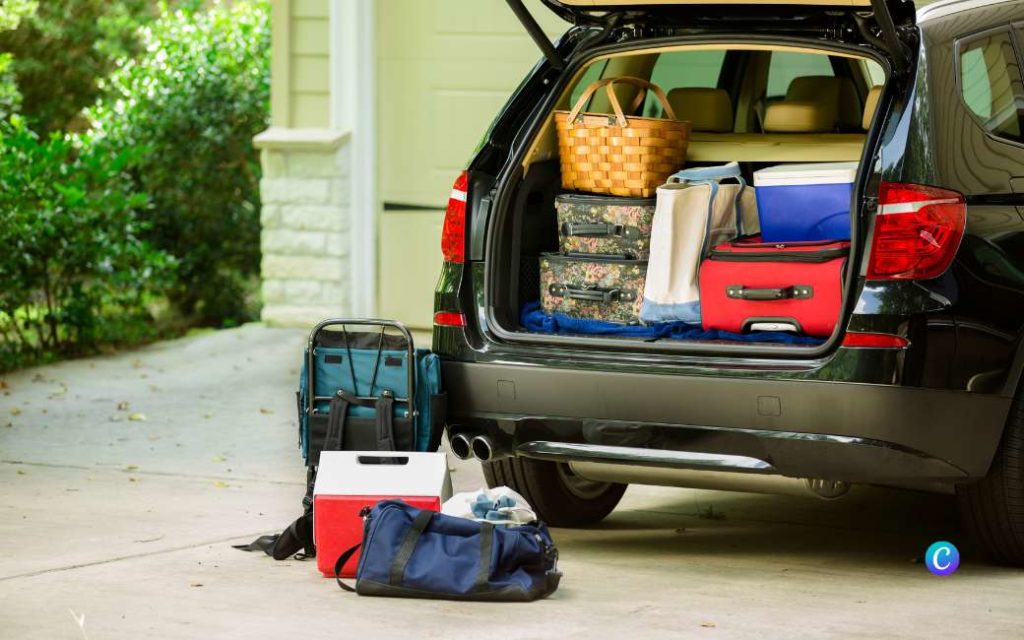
(313, 451, 451, 498)
(754, 162, 858, 187)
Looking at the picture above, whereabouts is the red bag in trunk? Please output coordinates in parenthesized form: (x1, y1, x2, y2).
(699, 236, 849, 337)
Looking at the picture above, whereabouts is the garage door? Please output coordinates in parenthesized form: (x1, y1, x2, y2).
(377, 0, 565, 328)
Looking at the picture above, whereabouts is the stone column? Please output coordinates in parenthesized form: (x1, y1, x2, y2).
(255, 129, 352, 327)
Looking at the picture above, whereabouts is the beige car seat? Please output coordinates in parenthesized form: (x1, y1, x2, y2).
(785, 75, 862, 131)
(666, 87, 735, 132)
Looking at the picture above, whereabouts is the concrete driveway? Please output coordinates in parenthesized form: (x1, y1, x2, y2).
(1, 324, 1021, 639)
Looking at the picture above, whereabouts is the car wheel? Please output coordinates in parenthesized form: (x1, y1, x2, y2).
(482, 456, 626, 527)
(957, 395, 1024, 565)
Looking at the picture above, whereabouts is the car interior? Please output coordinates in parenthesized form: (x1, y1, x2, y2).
(488, 44, 888, 347)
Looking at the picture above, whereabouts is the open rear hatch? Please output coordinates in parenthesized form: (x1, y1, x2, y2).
(510, 0, 916, 74)
(479, 0, 919, 357)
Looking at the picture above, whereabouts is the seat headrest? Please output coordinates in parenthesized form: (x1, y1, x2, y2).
(862, 85, 882, 130)
(763, 100, 838, 133)
(786, 75, 840, 102)
(666, 87, 733, 133)
(784, 75, 841, 128)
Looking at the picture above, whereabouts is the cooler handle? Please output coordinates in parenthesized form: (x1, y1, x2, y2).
(726, 285, 814, 301)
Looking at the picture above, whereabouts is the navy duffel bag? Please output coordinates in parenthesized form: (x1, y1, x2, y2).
(334, 500, 561, 602)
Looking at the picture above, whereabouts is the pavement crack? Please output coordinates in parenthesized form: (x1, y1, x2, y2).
(1, 459, 304, 486)
(0, 532, 270, 582)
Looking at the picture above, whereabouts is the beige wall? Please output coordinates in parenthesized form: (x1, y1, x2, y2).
(376, 0, 565, 327)
(377, 0, 565, 208)
(270, 0, 332, 129)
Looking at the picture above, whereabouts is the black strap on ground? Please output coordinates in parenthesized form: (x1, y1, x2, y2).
(234, 510, 314, 560)
(388, 510, 434, 587)
(474, 523, 495, 592)
(334, 543, 362, 592)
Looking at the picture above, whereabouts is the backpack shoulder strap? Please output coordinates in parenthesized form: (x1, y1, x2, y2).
(375, 390, 396, 451)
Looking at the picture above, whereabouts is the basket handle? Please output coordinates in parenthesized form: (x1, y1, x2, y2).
(566, 76, 678, 128)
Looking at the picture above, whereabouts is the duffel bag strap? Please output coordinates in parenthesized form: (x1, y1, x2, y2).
(334, 542, 362, 593)
(473, 523, 495, 593)
(388, 510, 434, 586)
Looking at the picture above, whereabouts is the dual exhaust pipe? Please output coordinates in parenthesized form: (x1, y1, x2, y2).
(449, 432, 504, 462)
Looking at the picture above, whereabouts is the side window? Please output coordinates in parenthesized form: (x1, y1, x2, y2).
(766, 51, 835, 98)
(958, 29, 1024, 143)
(643, 50, 726, 115)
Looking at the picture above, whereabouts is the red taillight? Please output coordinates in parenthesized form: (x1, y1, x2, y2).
(433, 311, 467, 327)
(441, 171, 469, 264)
(866, 182, 966, 280)
(842, 332, 909, 349)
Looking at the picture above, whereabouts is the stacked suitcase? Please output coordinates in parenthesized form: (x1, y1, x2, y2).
(540, 194, 655, 325)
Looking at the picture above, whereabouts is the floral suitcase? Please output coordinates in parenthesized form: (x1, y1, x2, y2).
(540, 253, 648, 324)
(555, 194, 655, 259)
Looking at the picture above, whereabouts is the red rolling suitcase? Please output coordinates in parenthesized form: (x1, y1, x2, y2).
(699, 236, 849, 337)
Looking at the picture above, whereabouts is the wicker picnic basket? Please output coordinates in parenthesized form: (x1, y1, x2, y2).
(555, 76, 690, 198)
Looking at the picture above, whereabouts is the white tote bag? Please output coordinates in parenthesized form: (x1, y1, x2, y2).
(640, 162, 756, 324)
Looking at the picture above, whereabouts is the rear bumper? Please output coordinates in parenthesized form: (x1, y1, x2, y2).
(442, 360, 1011, 482)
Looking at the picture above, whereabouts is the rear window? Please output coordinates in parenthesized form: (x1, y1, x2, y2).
(766, 51, 835, 99)
(959, 29, 1024, 143)
(642, 50, 726, 115)
(649, 50, 726, 90)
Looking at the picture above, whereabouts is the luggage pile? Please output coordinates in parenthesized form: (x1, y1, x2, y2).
(542, 76, 688, 326)
(538, 74, 856, 340)
(241, 320, 562, 603)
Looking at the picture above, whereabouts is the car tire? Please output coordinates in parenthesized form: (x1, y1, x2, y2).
(482, 456, 626, 527)
(957, 395, 1024, 566)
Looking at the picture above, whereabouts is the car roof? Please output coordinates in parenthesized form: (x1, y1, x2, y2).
(917, 0, 1020, 24)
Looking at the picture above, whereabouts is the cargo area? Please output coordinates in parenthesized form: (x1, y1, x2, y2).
(485, 43, 888, 352)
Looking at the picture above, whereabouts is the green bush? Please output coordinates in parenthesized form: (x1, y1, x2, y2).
(90, 1, 271, 326)
(0, 118, 173, 370)
(0, 0, 155, 134)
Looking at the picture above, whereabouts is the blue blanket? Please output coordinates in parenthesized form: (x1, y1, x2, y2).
(521, 302, 822, 345)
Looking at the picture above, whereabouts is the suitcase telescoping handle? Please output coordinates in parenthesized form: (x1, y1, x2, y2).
(548, 284, 637, 303)
(726, 285, 814, 301)
(561, 222, 640, 240)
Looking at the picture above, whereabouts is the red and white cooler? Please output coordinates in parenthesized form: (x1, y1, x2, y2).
(313, 451, 452, 578)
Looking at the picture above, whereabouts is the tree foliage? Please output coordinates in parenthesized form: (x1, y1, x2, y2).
(90, 1, 271, 326)
(0, 0, 36, 121)
(0, 0, 156, 134)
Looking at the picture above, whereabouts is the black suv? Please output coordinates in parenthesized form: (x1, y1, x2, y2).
(432, 0, 1024, 564)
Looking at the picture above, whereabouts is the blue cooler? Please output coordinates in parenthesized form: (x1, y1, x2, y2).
(753, 162, 857, 242)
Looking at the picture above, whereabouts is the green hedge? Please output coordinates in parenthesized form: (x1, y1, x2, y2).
(0, 118, 172, 369)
